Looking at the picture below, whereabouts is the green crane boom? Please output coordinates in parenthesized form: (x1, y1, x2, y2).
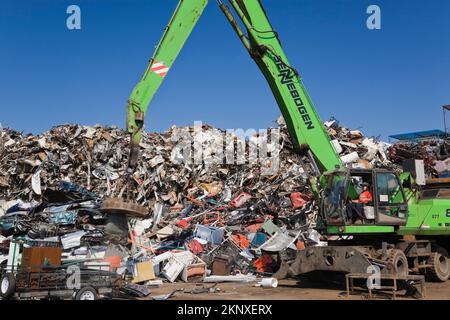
(126, 0, 208, 170)
(126, 0, 342, 173)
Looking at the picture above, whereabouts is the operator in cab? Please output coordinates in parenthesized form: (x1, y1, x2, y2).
(357, 183, 373, 204)
(346, 182, 373, 224)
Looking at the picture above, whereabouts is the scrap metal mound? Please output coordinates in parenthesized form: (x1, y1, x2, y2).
(388, 139, 450, 178)
(0, 117, 393, 207)
(0, 117, 402, 293)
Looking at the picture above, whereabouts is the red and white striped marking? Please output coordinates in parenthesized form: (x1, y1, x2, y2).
(150, 61, 169, 77)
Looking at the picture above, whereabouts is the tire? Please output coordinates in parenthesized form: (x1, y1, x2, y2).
(426, 247, 450, 282)
(387, 249, 409, 277)
(75, 286, 98, 300)
(0, 273, 16, 299)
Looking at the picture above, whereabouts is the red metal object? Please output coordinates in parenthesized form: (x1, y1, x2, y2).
(296, 240, 306, 251)
(290, 192, 308, 209)
(187, 239, 203, 255)
(231, 234, 249, 249)
(187, 196, 204, 207)
(104, 256, 121, 271)
(253, 255, 272, 273)
(178, 217, 193, 228)
(230, 192, 252, 208)
(202, 212, 225, 226)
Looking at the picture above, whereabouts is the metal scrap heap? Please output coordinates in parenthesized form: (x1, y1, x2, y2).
(0, 118, 392, 298)
(388, 138, 450, 178)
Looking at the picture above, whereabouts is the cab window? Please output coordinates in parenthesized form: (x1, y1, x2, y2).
(376, 173, 405, 205)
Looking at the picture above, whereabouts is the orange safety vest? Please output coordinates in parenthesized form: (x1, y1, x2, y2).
(359, 191, 372, 204)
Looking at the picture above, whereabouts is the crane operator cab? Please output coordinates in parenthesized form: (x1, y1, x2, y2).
(321, 169, 408, 227)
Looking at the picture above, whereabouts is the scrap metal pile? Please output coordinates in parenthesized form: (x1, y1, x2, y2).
(0, 117, 392, 297)
(387, 138, 450, 178)
(324, 118, 392, 170)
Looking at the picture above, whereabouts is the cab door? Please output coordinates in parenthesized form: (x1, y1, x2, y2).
(373, 171, 408, 225)
(322, 171, 349, 226)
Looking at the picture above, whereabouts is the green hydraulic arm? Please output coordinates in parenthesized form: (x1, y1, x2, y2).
(126, 0, 343, 175)
(126, 0, 208, 170)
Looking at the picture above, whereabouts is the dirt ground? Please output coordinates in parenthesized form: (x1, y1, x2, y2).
(144, 278, 450, 300)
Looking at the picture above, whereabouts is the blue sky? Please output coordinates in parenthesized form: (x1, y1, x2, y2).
(1, 0, 449, 140)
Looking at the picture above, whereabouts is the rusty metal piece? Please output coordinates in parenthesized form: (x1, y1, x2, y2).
(127, 142, 140, 174)
(285, 246, 373, 276)
(101, 198, 148, 218)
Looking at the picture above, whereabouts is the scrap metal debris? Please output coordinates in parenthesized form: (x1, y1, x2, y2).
(0, 117, 395, 299)
(387, 134, 450, 178)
